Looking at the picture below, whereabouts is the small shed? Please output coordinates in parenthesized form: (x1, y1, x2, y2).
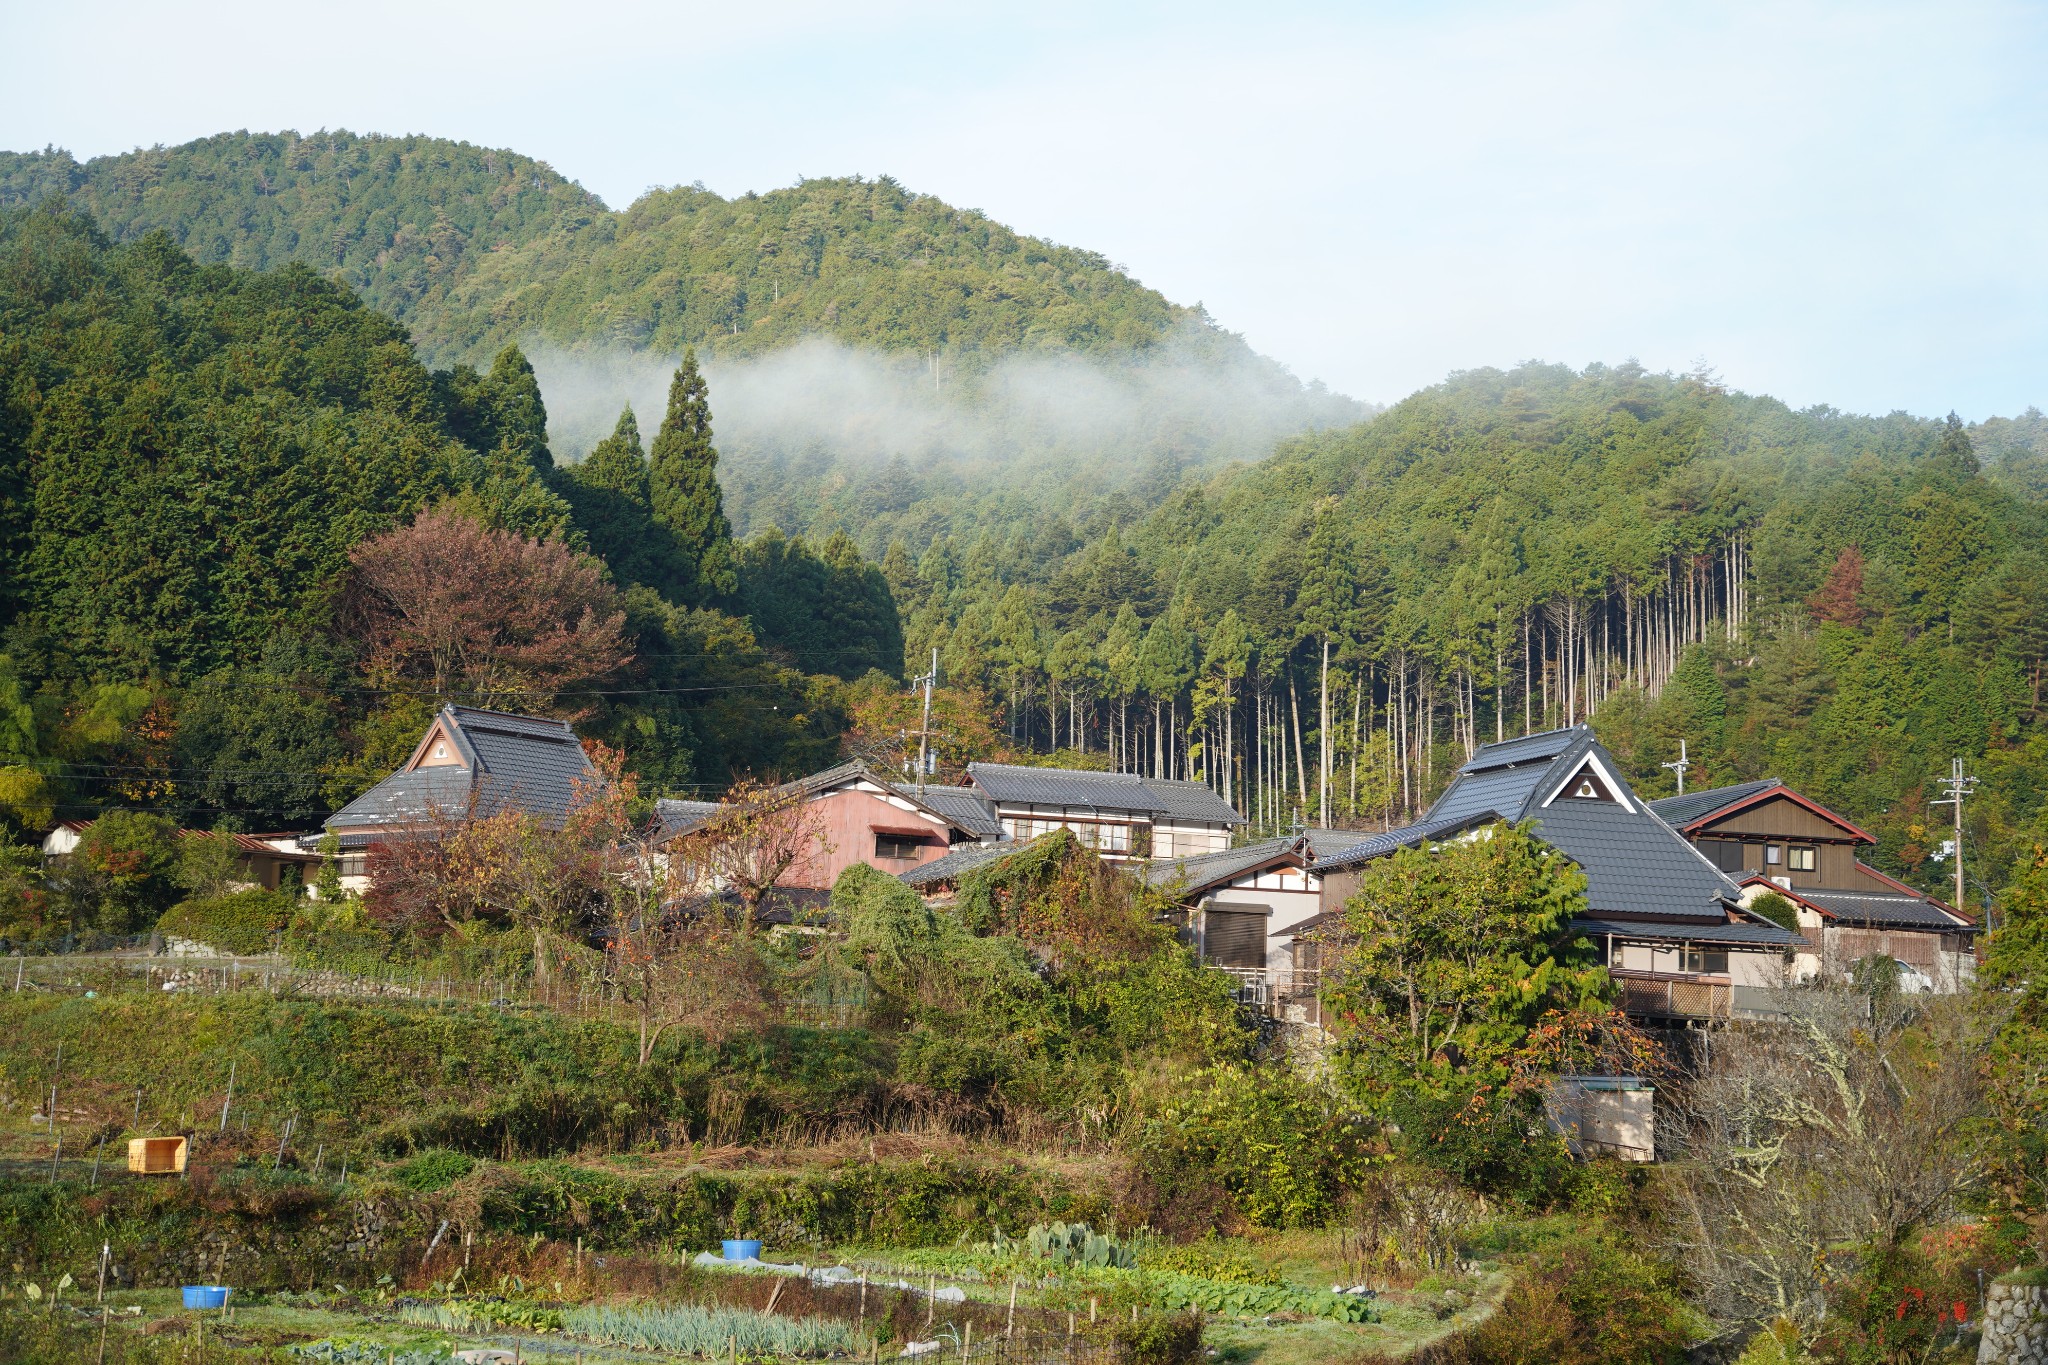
(1545, 1076, 1655, 1162)
(127, 1136, 188, 1175)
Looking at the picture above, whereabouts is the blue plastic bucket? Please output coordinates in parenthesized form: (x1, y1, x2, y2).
(722, 1239, 762, 1262)
(181, 1285, 230, 1310)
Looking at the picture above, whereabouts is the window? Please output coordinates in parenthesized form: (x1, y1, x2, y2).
(874, 832, 926, 861)
(1683, 948, 1730, 975)
(338, 854, 368, 878)
(1765, 844, 1783, 866)
(1701, 839, 1745, 873)
(1788, 846, 1816, 872)
(1202, 908, 1269, 970)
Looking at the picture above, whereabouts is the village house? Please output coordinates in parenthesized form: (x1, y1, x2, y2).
(657, 761, 1000, 890)
(1650, 779, 1978, 991)
(306, 705, 600, 893)
(1143, 830, 1353, 1022)
(1310, 725, 1801, 1026)
(964, 763, 1245, 861)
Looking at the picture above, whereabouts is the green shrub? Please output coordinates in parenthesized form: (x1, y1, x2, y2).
(1105, 1312, 1203, 1365)
(157, 888, 295, 954)
(1462, 1231, 1691, 1365)
(1140, 1236, 1281, 1286)
(395, 1148, 477, 1192)
(1132, 1064, 1373, 1229)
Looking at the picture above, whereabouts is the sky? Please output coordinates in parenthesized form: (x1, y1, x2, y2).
(4, 0, 2045, 420)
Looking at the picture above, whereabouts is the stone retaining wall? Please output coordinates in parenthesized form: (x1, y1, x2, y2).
(1979, 1282, 2048, 1364)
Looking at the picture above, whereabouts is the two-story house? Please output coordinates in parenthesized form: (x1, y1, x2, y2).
(963, 763, 1245, 861)
(1650, 779, 1978, 992)
(1310, 726, 1801, 1025)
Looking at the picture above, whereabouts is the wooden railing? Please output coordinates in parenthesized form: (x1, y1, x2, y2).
(1612, 971, 1732, 1021)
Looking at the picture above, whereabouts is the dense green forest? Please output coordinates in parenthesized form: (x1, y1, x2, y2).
(0, 131, 1362, 552)
(884, 363, 2048, 907)
(0, 202, 880, 842)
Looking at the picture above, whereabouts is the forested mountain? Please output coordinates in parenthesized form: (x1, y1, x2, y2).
(0, 203, 851, 832)
(894, 362, 2048, 905)
(0, 132, 1228, 370)
(0, 131, 1362, 552)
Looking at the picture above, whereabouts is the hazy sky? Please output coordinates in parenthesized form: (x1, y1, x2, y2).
(5, 0, 2043, 419)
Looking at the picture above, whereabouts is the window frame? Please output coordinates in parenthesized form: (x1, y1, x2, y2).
(1788, 846, 1817, 872)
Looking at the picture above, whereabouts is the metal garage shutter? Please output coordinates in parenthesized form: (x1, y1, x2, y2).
(1203, 907, 1269, 969)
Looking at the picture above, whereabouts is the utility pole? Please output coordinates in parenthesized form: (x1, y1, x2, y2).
(1661, 739, 1690, 795)
(911, 648, 939, 790)
(1931, 757, 1979, 913)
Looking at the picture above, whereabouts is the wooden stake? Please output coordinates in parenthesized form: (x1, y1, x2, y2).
(763, 1277, 786, 1317)
(91, 1135, 104, 1188)
(96, 1307, 108, 1365)
(1089, 1296, 1097, 1323)
(96, 1242, 109, 1302)
(962, 1319, 972, 1362)
(859, 1274, 867, 1322)
(219, 1060, 236, 1132)
(926, 1275, 936, 1329)
(1006, 1279, 1016, 1338)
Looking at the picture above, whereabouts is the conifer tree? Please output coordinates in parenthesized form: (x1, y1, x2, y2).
(569, 406, 665, 589)
(648, 348, 737, 605)
(481, 345, 554, 477)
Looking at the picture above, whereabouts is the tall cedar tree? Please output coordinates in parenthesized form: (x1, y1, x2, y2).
(648, 348, 737, 606)
(569, 406, 666, 590)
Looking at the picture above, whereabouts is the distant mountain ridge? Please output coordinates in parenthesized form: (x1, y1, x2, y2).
(0, 130, 1233, 373)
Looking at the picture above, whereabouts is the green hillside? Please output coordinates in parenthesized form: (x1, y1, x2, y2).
(0, 131, 604, 345)
(0, 132, 1222, 370)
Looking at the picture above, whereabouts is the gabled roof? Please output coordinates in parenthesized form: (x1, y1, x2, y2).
(1312, 725, 1743, 922)
(658, 762, 990, 843)
(1650, 779, 1875, 843)
(966, 763, 1245, 825)
(319, 705, 597, 842)
(914, 784, 1005, 839)
(1146, 835, 1314, 894)
(1647, 779, 1779, 828)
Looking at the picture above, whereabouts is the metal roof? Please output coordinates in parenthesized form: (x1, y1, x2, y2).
(1788, 888, 1973, 931)
(1648, 779, 1779, 828)
(966, 763, 1245, 825)
(1572, 916, 1801, 946)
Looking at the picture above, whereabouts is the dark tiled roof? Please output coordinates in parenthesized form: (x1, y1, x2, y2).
(966, 763, 1245, 825)
(1572, 916, 1801, 946)
(1145, 836, 1308, 892)
(1532, 802, 1737, 921)
(1312, 725, 1743, 923)
(914, 785, 1004, 838)
(323, 764, 478, 836)
(1648, 779, 1779, 827)
(1794, 889, 1973, 931)
(1310, 812, 1506, 871)
(654, 799, 723, 840)
(321, 705, 596, 840)
(1458, 727, 1583, 774)
(899, 840, 1024, 888)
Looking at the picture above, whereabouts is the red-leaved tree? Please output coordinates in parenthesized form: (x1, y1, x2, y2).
(344, 505, 632, 713)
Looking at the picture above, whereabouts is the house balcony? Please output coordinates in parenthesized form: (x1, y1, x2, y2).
(1611, 970, 1787, 1022)
(1208, 966, 1325, 1025)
